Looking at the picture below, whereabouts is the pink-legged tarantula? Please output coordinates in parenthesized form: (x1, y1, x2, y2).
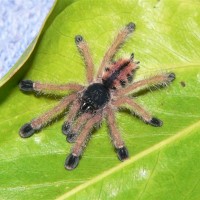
(19, 22, 175, 170)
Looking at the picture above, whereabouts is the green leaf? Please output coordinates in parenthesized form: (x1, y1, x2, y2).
(0, 0, 200, 199)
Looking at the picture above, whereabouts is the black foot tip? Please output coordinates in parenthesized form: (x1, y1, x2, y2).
(65, 154, 80, 170)
(135, 61, 140, 64)
(148, 117, 163, 127)
(19, 80, 34, 92)
(75, 35, 83, 44)
(168, 72, 176, 82)
(130, 53, 134, 60)
(117, 146, 129, 161)
(126, 22, 136, 32)
(62, 122, 71, 136)
(19, 123, 35, 138)
(66, 133, 78, 143)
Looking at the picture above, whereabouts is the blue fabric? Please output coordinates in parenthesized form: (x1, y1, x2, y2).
(0, 0, 54, 79)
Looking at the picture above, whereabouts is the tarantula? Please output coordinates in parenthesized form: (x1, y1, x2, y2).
(19, 22, 175, 170)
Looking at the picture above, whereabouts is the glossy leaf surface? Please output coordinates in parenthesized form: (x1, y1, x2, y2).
(0, 0, 200, 199)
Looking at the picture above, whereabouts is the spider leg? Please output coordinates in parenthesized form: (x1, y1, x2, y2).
(97, 22, 136, 79)
(65, 113, 102, 170)
(19, 80, 84, 93)
(65, 112, 93, 143)
(113, 96, 163, 127)
(62, 100, 92, 143)
(116, 72, 176, 97)
(75, 35, 94, 83)
(62, 100, 80, 137)
(19, 93, 76, 138)
(106, 106, 129, 161)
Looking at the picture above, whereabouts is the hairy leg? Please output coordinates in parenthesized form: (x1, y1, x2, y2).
(97, 22, 136, 79)
(115, 72, 175, 97)
(62, 99, 81, 137)
(19, 93, 76, 138)
(65, 113, 102, 170)
(113, 96, 163, 127)
(106, 106, 129, 161)
(19, 80, 84, 93)
(63, 110, 92, 143)
(75, 35, 94, 83)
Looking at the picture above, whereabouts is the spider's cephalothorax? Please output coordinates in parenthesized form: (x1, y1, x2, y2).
(19, 22, 175, 170)
(80, 83, 110, 113)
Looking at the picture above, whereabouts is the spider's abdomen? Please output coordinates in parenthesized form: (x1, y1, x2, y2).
(81, 83, 110, 112)
(102, 58, 139, 89)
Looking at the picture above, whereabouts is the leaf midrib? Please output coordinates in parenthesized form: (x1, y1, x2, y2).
(56, 119, 200, 200)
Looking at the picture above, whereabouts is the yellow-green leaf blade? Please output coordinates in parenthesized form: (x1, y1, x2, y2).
(0, 0, 200, 199)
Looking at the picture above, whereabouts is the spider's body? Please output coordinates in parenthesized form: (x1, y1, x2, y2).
(19, 22, 175, 170)
(80, 53, 138, 114)
(80, 57, 136, 113)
